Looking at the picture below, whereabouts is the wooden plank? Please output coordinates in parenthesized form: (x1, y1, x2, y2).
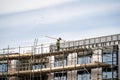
(0, 62, 110, 77)
(0, 48, 85, 60)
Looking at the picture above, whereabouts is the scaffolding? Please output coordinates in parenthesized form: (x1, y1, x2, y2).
(0, 34, 119, 80)
(0, 44, 111, 80)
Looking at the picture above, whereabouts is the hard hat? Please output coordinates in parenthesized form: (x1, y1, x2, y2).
(59, 37, 62, 40)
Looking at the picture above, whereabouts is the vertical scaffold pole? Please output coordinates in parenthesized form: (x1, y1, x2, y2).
(17, 46, 20, 80)
(40, 44, 43, 80)
(62, 47, 64, 80)
(31, 38, 38, 80)
(2, 49, 5, 80)
(70, 44, 72, 80)
(7, 45, 9, 80)
(30, 46, 32, 80)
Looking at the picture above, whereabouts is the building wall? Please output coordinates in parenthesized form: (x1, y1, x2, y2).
(67, 53, 77, 80)
(48, 73, 54, 80)
(50, 48, 119, 79)
(0, 34, 119, 80)
(91, 68, 102, 80)
(91, 49, 102, 80)
(118, 44, 120, 80)
(67, 71, 77, 80)
(16, 34, 120, 80)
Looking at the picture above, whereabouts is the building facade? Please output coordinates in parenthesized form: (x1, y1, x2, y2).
(0, 34, 119, 80)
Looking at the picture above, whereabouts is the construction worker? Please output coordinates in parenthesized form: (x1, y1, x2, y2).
(56, 37, 61, 51)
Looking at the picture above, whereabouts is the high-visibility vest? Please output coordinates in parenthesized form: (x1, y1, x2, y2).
(56, 39, 60, 46)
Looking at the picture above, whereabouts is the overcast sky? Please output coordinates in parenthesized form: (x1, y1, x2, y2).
(0, 0, 120, 49)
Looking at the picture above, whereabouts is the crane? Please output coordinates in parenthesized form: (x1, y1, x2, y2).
(45, 36, 66, 42)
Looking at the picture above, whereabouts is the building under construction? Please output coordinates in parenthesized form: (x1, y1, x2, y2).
(0, 34, 120, 80)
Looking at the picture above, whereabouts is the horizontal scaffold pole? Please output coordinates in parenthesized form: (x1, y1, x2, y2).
(0, 62, 110, 77)
(0, 48, 87, 60)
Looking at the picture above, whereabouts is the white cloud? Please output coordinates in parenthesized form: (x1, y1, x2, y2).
(1, 2, 119, 28)
(42, 3, 120, 24)
(0, 0, 73, 15)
